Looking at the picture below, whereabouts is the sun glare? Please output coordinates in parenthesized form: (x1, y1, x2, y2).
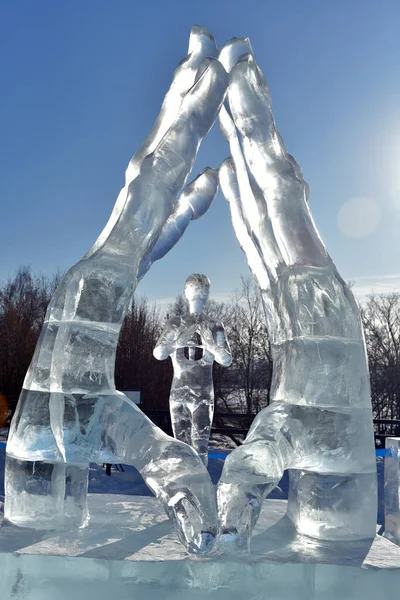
(337, 197, 382, 239)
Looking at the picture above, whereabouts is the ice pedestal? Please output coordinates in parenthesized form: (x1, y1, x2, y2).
(385, 437, 400, 545)
(5, 455, 89, 529)
(287, 469, 378, 540)
(1, 495, 399, 600)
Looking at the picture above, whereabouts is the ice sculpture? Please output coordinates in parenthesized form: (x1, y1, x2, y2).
(217, 38, 377, 548)
(153, 274, 232, 466)
(4, 25, 378, 556)
(384, 437, 400, 545)
(5, 26, 228, 555)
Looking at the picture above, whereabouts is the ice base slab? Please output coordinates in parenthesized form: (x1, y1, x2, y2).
(1, 495, 400, 600)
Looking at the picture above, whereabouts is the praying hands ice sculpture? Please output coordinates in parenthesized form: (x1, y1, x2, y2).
(153, 274, 232, 466)
(5, 26, 377, 555)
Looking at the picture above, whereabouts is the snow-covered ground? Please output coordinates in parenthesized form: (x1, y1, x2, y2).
(0, 441, 384, 529)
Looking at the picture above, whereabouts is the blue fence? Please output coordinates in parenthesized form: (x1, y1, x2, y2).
(0, 441, 394, 458)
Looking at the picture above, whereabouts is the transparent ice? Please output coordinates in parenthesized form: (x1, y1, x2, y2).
(153, 274, 232, 466)
(4, 26, 377, 555)
(217, 37, 377, 548)
(384, 437, 400, 545)
(5, 26, 228, 554)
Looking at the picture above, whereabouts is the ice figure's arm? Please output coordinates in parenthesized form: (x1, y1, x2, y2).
(201, 321, 232, 367)
(153, 318, 181, 360)
(153, 316, 209, 360)
(216, 39, 376, 547)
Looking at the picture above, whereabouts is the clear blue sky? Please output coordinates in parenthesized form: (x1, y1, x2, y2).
(1, 1, 399, 304)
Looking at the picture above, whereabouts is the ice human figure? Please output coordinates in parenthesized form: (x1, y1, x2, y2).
(153, 274, 232, 466)
(217, 38, 377, 548)
(5, 26, 228, 555)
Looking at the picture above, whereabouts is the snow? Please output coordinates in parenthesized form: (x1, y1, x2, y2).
(0, 443, 385, 527)
(0, 440, 397, 600)
(0, 494, 399, 600)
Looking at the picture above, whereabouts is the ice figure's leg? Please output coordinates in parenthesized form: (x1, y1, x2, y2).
(190, 399, 214, 467)
(169, 393, 211, 467)
(192, 437, 209, 468)
(170, 396, 192, 446)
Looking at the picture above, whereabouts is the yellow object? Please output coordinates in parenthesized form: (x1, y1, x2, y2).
(0, 393, 8, 427)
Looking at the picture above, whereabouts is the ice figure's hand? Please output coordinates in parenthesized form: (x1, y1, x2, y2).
(6, 26, 228, 555)
(198, 323, 232, 366)
(199, 325, 215, 348)
(217, 39, 377, 549)
(175, 325, 199, 349)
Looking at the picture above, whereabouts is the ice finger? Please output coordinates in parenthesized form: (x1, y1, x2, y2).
(87, 26, 218, 258)
(219, 158, 269, 290)
(229, 54, 329, 269)
(138, 167, 218, 279)
(217, 438, 283, 552)
(97, 58, 228, 264)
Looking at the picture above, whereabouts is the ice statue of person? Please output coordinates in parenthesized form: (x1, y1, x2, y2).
(153, 274, 232, 466)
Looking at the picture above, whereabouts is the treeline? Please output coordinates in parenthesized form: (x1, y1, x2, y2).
(361, 294, 400, 420)
(1, 267, 400, 422)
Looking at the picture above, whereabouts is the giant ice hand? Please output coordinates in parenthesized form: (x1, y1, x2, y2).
(5, 26, 228, 554)
(217, 39, 377, 549)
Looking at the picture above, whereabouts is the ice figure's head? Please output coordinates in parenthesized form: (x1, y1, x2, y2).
(184, 273, 210, 314)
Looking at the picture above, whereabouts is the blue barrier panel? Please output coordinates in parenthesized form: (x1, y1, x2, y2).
(210, 450, 391, 459)
(208, 452, 229, 460)
(376, 449, 392, 457)
(0, 442, 392, 458)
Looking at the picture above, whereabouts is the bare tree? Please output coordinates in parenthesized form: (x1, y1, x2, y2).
(360, 293, 400, 420)
(166, 294, 188, 318)
(222, 278, 272, 414)
(0, 267, 60, 411)
(0, 269, 172, 414)
(115, 297, 172, 410)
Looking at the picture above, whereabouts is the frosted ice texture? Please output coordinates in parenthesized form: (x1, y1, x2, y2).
(153, 274, 232, 466)
(217, 37, 377, 548)
(384, 437, 400, 545)
(5, 26, 228, 554)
